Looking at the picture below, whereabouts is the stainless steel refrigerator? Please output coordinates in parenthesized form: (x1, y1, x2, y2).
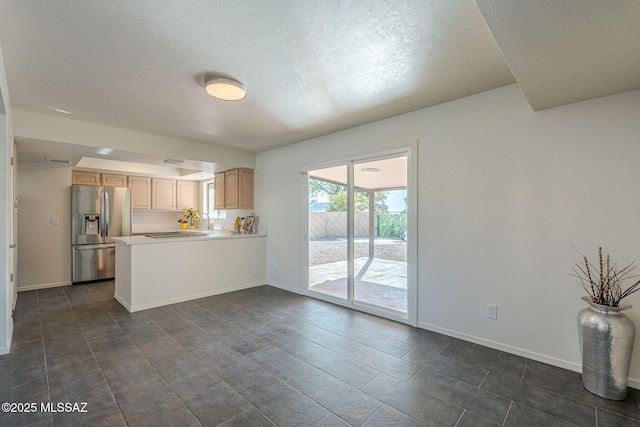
(72, 185, 132, 283)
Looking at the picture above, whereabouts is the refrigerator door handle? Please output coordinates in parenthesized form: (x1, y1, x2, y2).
(74, 244, 116, 250)
(99, 188, 105, 237)
(104, 190, 110, 237)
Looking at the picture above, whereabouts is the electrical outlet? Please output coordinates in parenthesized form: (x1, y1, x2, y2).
(486, 304, 497, 320)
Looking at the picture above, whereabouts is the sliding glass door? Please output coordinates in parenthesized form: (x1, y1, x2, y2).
(307, 165, 349, 300)
(352, 157, 408, 313)
(305, 148, 414, 323)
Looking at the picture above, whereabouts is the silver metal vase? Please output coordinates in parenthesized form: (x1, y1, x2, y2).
(578, 296, 636, 400)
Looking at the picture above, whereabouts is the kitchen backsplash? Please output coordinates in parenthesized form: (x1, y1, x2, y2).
(132, 210, 256, 233)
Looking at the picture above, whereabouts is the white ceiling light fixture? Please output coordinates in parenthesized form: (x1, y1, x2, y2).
(96, 148, 114, 155)
(205, 75, 247, 101)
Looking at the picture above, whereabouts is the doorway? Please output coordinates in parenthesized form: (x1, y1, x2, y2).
(305, 148, 415, 324)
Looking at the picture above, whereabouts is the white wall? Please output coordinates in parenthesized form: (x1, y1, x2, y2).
(17, 163, 72, 290)
(0, 43, 13, 354)
(255, 84, 640, 385)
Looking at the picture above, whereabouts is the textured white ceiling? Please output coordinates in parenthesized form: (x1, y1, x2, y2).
(475, 0, 640, 111)
(0, 0, 514, 152)
(0, 0, 637, 157)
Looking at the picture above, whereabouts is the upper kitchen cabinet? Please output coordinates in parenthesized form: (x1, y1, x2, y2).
(225, 169, 240, 209)
(213, 173, 226, 210)
(72, 171, 127, 187)
(214, 168, 254, 210)
(176, 180, 198, 210)
(237, 168, 254, 209)
(129, 176, 151, 210)
(72, 170, 100, 186)
(101, 173, 127, 187)
(151, 178, 176, 210)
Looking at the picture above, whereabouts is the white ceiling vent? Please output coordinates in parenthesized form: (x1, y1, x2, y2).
(163, 158, 184, 165)
(44, 158, 71, 164)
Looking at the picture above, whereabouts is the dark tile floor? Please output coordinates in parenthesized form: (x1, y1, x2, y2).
(1, 282, 639, 426)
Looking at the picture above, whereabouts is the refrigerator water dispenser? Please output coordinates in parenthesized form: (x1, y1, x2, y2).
(82, 214, 100, 235)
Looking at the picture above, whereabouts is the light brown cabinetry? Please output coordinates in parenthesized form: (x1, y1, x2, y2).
(176, 181, 198, 210)
(72, 171, 126, 187)
(151, 178, 176, 210)
(72, 170, 100, 186)
(129, 176, 151, 210)
(101, 173, 127, 187)
(214, 168, 253, 210)
(213, 173, 226, 210)
(237, 168, 254, 209)
(225, 169, 239, 209)
(74, 171, 200, 212)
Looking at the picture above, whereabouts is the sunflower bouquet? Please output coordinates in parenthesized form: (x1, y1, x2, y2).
(182, 208, 201, 227)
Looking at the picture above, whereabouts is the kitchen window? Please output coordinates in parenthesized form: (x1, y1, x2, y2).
(204, 182, 225, 224)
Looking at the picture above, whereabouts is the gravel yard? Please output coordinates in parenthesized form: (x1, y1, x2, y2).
(309, 238, 406, 266)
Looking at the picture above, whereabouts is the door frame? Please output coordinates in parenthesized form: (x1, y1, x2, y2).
(302, 142, 417, 326)
(12, 142, 17, 309)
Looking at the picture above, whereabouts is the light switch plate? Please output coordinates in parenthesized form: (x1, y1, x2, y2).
(51, 216, 59, 225)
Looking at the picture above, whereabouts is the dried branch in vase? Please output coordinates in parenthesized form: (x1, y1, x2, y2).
(571, 247, 640, 307)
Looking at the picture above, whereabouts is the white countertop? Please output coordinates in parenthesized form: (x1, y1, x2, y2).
(111, 231, 266, 245)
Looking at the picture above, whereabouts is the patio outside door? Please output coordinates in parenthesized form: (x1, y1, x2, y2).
(305, 149, 413, 323)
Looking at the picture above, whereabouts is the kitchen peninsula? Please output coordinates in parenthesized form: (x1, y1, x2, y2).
(111, 231, 266, 312)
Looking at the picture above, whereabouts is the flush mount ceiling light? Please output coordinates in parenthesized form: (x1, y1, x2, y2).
(205, 76, 246, 101)
(51, 108, 72, 114)
(361, 168, 380, 174)
(96, 148, 114, 156)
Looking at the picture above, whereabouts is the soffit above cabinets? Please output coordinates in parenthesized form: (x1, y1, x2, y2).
(16, 137, 216, 180)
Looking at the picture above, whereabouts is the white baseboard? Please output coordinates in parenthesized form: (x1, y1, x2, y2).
(0, 317, 12, 355)
(113, 293, 132, 312)
(265, 281, 303, 295)
(418, 321, 582, 372)
(121, 281, 267, 313)
(18, 281, 72, 292)
(418, 321, 640, 389)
